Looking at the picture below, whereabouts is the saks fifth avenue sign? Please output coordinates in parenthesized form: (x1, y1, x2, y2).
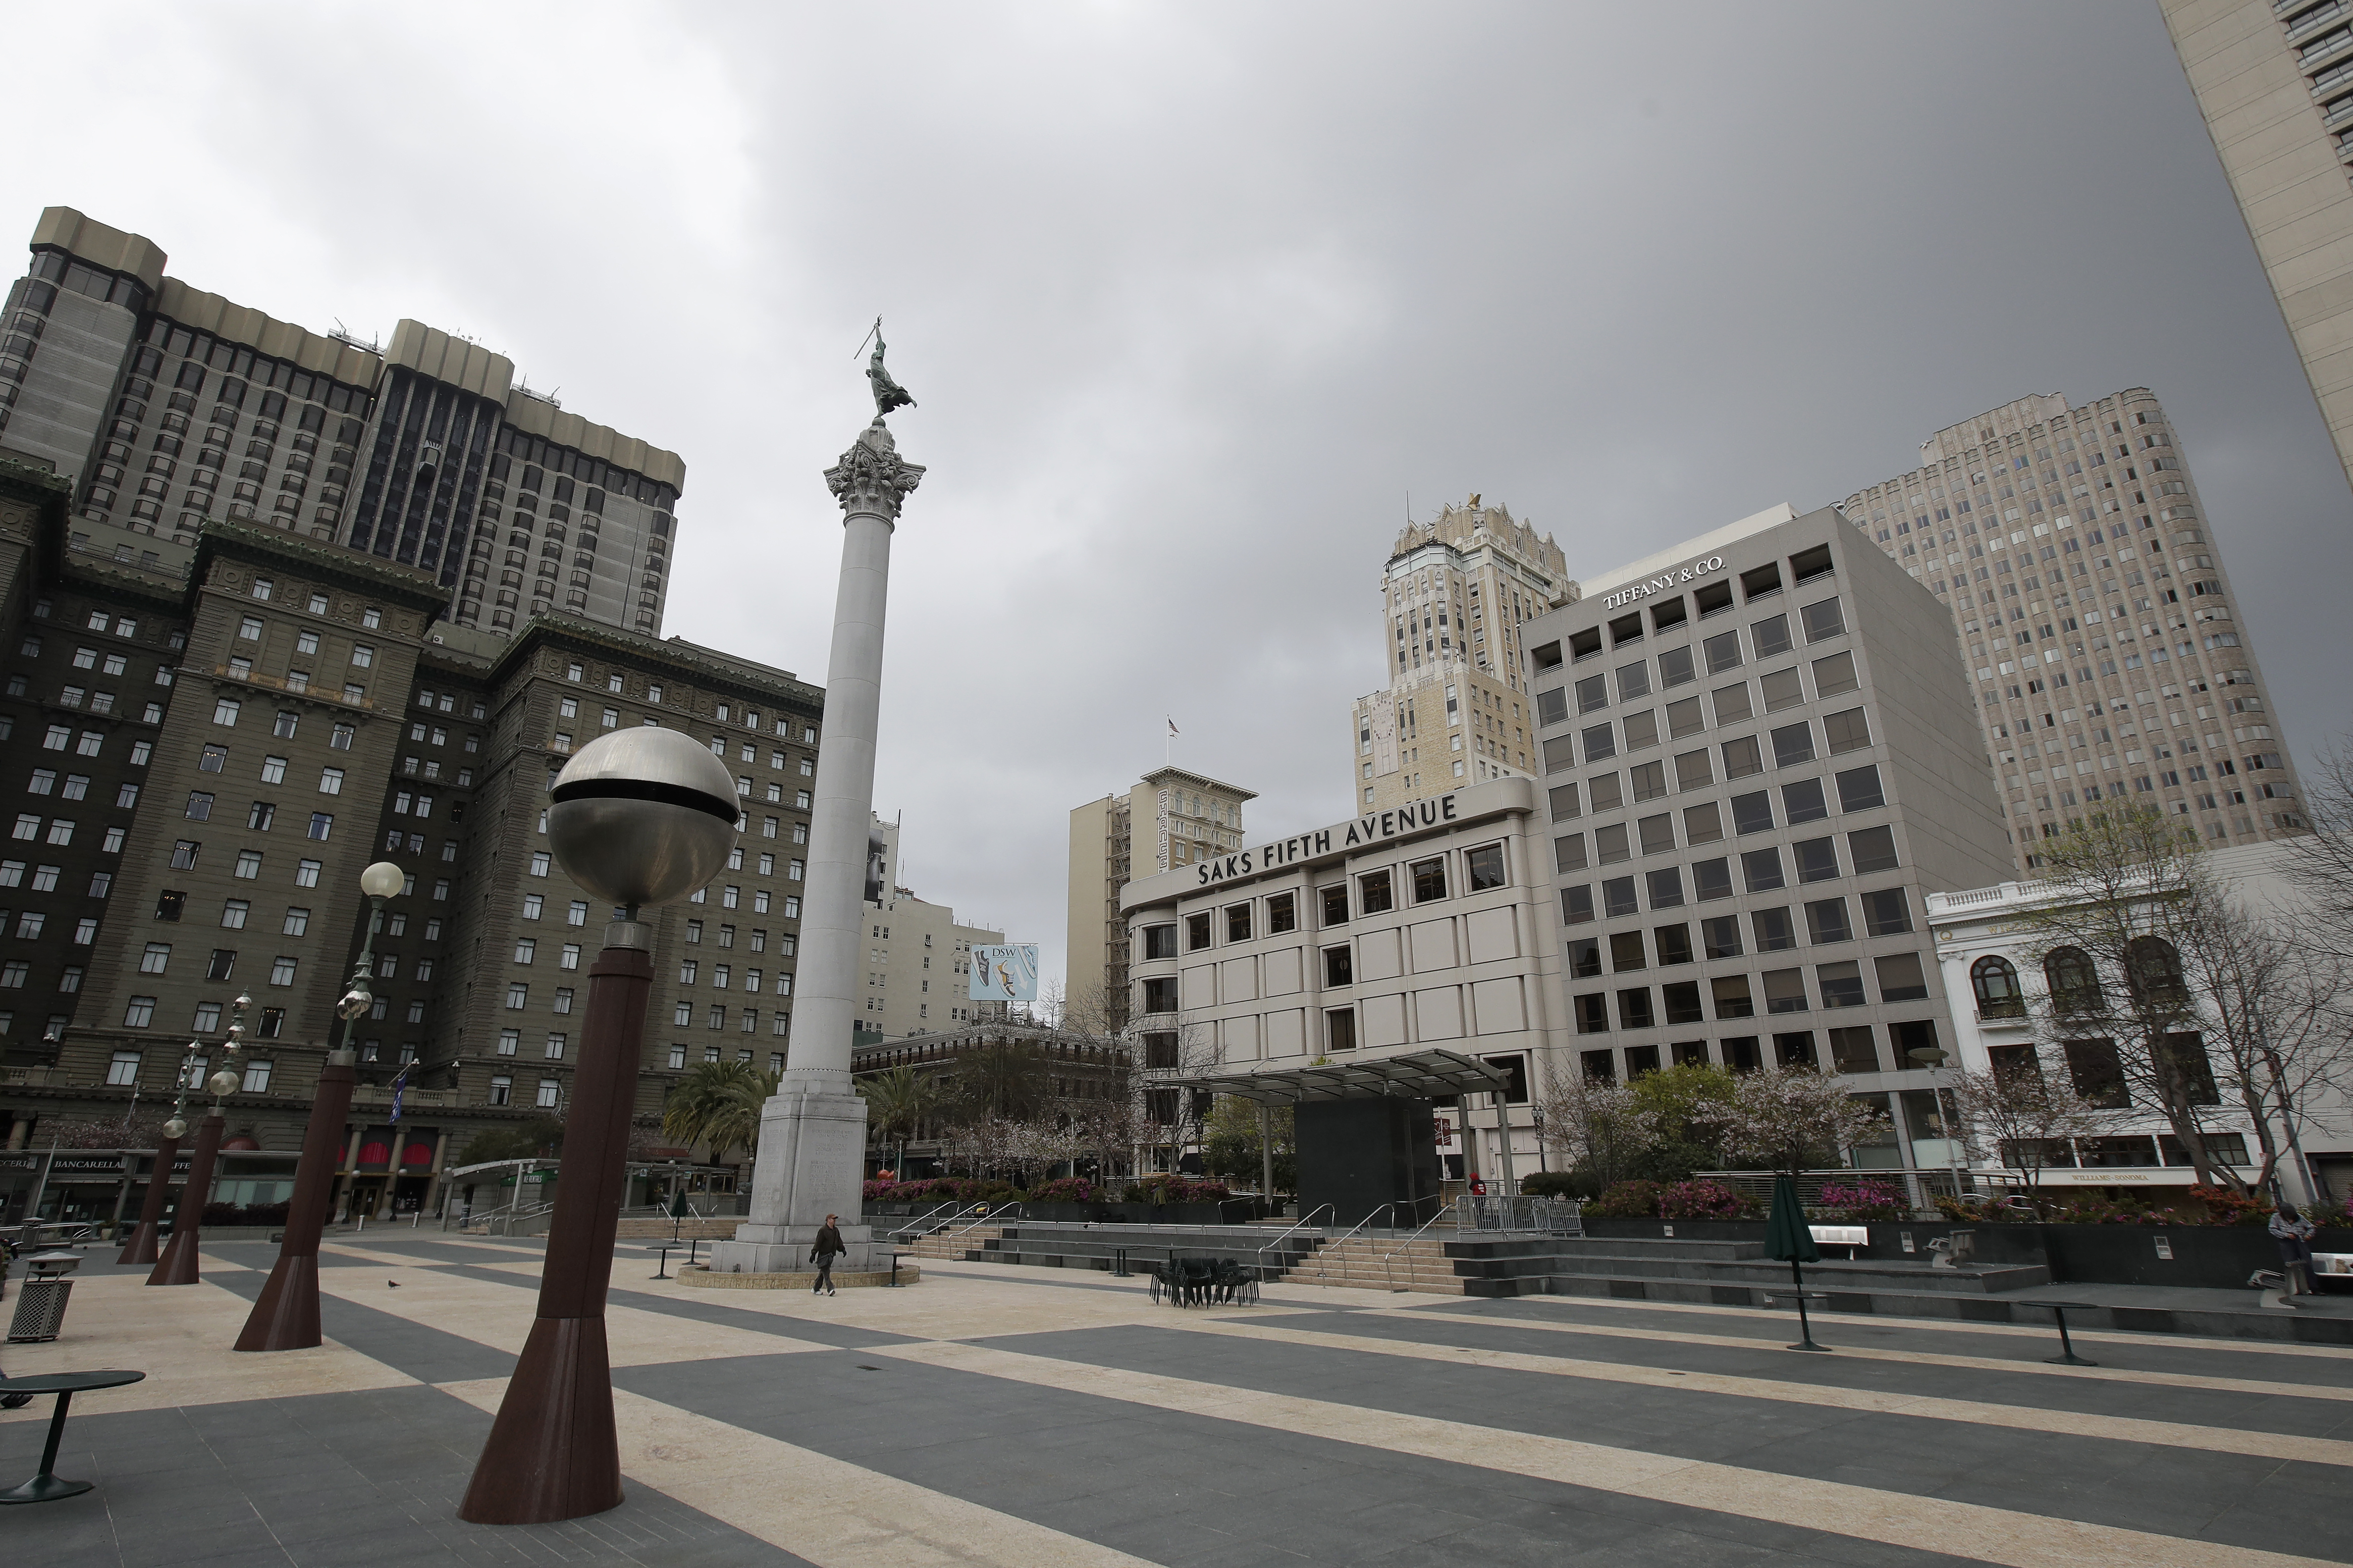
(1600, 554, 1725, 611)
(1194, 794, 1462, 885)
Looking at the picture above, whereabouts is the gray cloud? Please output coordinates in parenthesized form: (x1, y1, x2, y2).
(13, 1, 2348, 993)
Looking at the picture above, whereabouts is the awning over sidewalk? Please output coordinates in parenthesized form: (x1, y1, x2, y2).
(1188, 1047, 1512, 1105)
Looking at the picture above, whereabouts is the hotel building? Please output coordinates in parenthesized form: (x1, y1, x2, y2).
(0, 208, 682, 641)
(1839, 390, 2306, 870)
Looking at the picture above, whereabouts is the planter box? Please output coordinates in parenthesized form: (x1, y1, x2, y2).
(1580, 1215, 2353, 1286)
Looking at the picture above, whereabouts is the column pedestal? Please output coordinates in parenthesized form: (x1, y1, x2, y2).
(705, 1072, 882, 1273)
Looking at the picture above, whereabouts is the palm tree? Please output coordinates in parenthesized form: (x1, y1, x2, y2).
(859, 1064, 948, 1173)
(661, 1061, 777, 1165)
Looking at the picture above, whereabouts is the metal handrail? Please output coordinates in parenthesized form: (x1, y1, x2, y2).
(886, 1200, 971, 1242)
(1380, 1199, 1456, 1293)
(940, 1202, 1023, 1244)
(1313, 1204, 1395, 1278)
(1253, 1203, 1334, 1281)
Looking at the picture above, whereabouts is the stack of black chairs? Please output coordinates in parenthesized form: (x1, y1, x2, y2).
(1147, 1255, 1260, 1307)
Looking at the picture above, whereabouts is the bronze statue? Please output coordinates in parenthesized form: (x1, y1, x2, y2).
(863, 319, 915, 419)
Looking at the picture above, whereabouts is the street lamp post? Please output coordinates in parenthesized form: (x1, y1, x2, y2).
(149, 1001, 250, 1287)
(236, 861, 405, 1352)
(459, 728, 736, 1525)
(1907, 1044, 1965, 1207)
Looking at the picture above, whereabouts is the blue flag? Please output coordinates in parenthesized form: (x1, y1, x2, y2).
(389, 1064, 410, 1124)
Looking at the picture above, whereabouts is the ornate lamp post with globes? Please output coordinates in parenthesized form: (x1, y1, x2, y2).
(236, 860, 406, 1351)
(148, 994, 252, 1287)
(460, 728, 737, 1525)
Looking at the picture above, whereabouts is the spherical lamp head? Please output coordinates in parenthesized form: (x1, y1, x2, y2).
(208, 1067, 241, 1097)
(1906, 1045, 1949, 1067)
(359, 861, 406, 900)
(546, 728, 740, 908)
(163, 1116, 188, 1140)
(338, 986, 373, 1022)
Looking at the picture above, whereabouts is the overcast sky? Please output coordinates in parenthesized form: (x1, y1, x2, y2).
(15, 3, 2352, 995)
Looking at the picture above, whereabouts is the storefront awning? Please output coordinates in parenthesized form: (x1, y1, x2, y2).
(1188, 1048, 1512, 1105)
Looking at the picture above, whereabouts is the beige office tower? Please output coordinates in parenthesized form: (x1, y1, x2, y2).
(1066, 768, 1254, 1034)
(1348, 497, 1576, 816)
(1839, 389, 2307, 871)
(2161, 0, 2353, 499)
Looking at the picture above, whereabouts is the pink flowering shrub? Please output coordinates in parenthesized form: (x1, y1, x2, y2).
(1657, 1180, 1759, 1219)
(1818, 1179, 1906, 1221)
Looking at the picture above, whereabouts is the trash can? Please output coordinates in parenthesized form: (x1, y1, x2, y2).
(7, 1277, 71, 1343)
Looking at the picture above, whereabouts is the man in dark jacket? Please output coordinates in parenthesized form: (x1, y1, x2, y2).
(811, 1214, 845, 1296)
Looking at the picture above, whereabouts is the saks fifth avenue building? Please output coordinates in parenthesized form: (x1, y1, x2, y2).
(1120, 778, 1569, 1216)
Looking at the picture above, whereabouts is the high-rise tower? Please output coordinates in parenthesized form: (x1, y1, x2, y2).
(1348, 497, 1576, 815)
(1839, 389, 2307, 870)
(0, 208, 682, 639)
(2160, 0, 2353, 502)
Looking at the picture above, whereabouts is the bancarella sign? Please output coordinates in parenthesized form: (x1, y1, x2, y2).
(1191, 793, 1463, 886)
(1599, 553, 1725, 611)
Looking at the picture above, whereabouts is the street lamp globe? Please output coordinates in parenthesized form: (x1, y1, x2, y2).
(546, 728, 739, 907)
(162, 1116, 187, 1139)
(208, 1068, 242, 1097)
(359, 861, 406, 899)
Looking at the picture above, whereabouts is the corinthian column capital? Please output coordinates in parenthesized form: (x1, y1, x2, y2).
(824, 420, 925, 522)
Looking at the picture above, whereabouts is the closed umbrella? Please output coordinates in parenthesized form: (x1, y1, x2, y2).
(1764, 1174, 1827, 1352)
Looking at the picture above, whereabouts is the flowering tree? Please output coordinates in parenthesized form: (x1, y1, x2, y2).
(1536, 1072, 1658, 1190)
(1698, 1068, 1887, 1177)
(1945, 1062, 2123, 1203)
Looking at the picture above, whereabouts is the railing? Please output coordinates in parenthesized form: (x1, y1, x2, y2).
(1311, 1204, 1396, 1279)
(1254, 1203, 1334, 1281)
(1698, 600, 1735, 622)
(457, 1201, 555, 1237)
(885, 1200, 972, 1242)
(212, 663, 376, 711)
(1380, 1197, 1456, 1292)
(1453, 1195, 1582, 1236)
(1744, 584, 1781, 603)
(1692, 1168, 1978, 1205)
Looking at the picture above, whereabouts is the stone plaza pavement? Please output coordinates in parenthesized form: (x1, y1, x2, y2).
(3, 1233, 2351, 1568)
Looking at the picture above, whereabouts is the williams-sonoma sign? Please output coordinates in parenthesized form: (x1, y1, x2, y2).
(1192, 794, 1463, 885)
(1599, 553, 1725, 611)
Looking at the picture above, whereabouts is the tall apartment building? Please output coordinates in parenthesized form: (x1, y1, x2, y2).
(1521, 504, 2017, 1192)
(2161, 0, 2353, 499)
(0, 208, 683, 641)
(1348, 497, 1576, 815)
(856, 810, 1008, 1039)
(1066, 767, 1254, 1034)
(0, 449, 824, 1218)
(1838, 389, 2306, 871)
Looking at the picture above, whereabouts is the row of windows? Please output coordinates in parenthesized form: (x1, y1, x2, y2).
(1567, 895, 1917, 973)
(1559, 824, 1903, 925)
(0, 862, 107, 897)
(27, 772, 139, 808)
(32, 727, 144, 761)
(1552, 765, 1885, 865)
(1552, 699, 1872, 784)
(1578, 1018, 1943, 1081)
(548, 663, 817, 746)
(1536, 598, 1849, 730)
(675, 959, 793, 994)
(209, 700, 354, 740)
(666, 1044, 788, 1072)
(1138, 842, 1512, 960)
(666, 1001, 791, 1035)
(1572, 950, 1931, 1033)
(683, 922, 794, 953)
(105, 1049, 277, 1090)
(1540, 648, 1863, 759)
(119, 994, 287, 1033)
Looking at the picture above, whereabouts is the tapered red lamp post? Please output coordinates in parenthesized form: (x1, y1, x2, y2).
(237, 861, 406, 1351)
(148, 1052, 244, 1287)
(459, 728, 737, 1525)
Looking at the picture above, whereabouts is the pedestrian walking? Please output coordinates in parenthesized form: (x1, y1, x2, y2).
(2271, 1197, 2319, 1298)
(811, 1213, 845, 1296)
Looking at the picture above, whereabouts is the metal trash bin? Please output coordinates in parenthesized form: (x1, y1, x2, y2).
(7, 1278, 72, 1343)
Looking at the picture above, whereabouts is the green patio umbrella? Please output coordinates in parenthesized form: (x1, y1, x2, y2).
(1763, 1174, 1827, 1352)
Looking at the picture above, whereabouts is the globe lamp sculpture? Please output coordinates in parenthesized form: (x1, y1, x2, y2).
(460, 727, 738, 1524)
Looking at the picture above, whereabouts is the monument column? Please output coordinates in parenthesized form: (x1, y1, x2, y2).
(709, 415, 922, 1275)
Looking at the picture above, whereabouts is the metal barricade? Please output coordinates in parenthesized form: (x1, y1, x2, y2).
(1452, 1196, 1583, 1236)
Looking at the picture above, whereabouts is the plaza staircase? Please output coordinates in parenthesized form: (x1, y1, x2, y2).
(1281, 1235, 1463, 1294)
(958, 1221, 1322, 1279)
(904, 1223, 1007, 1260)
